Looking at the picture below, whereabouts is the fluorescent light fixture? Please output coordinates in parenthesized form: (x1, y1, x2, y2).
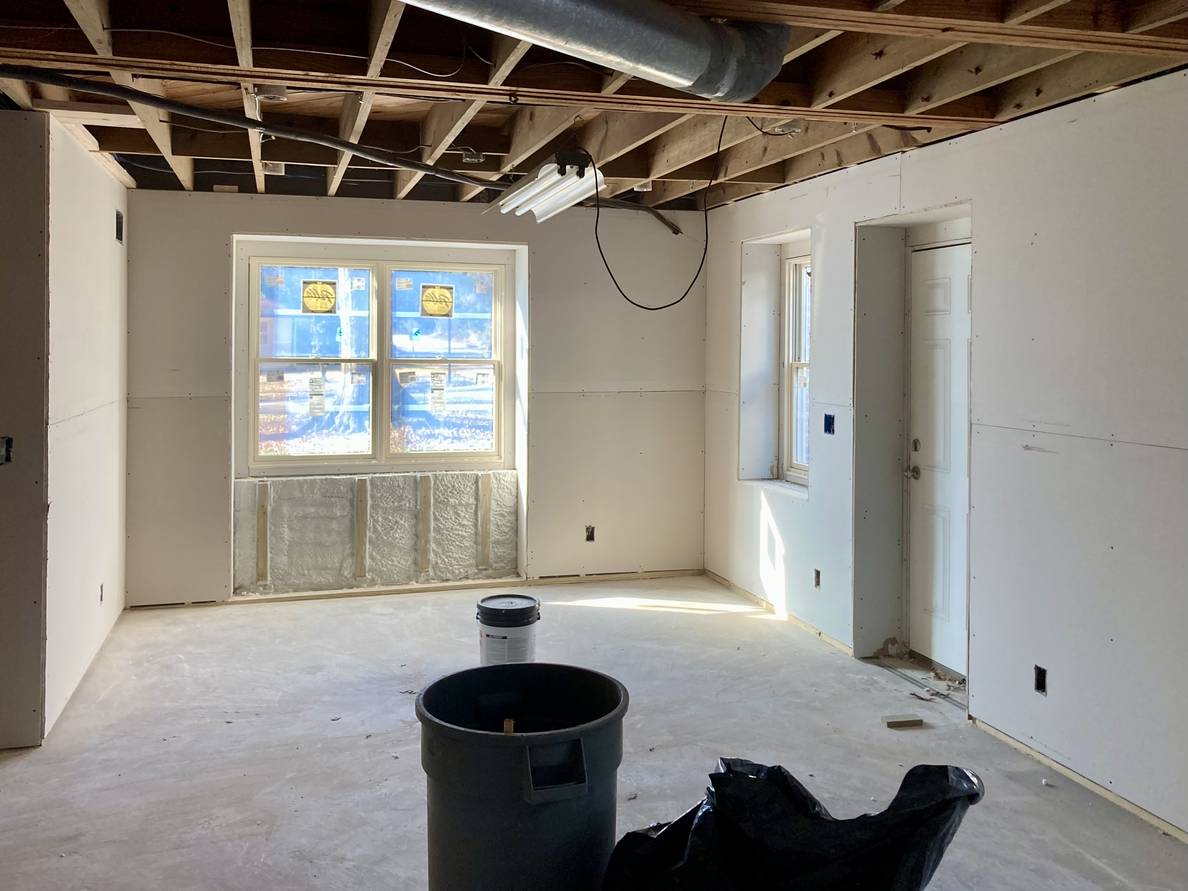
(492, 153, 605, 223)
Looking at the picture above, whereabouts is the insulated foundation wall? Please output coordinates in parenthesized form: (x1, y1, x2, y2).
(233, 470, 517, 595)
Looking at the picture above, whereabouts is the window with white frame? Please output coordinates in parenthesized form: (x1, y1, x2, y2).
(780, 256, 811, 482)
(245, 246, 509, 472)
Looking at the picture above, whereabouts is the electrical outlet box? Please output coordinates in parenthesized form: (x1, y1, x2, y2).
(1034, 665, 1047, 695)
(0, 435, 12, 465)
(585, 525, 595, 542)
(823, 413, 835, 435)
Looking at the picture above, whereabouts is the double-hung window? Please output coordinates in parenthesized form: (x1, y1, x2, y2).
(245, 245, 509, 473)
(780, 256, 812, 483)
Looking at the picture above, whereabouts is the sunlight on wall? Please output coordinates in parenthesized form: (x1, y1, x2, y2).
(546, 597, 764, 616)
(758, 492, 788, 617)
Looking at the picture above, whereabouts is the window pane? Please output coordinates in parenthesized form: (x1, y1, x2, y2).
(259, 265, 371, 359)
(257, 362, 372, 457)
(391, 268, 494, 360)
(390, 363, 496, 454)
(792, 365, 810, 467)
(798, 264, 812, 362)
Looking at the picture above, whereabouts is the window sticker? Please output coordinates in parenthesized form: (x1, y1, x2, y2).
(308, 376, 326, 416)
(301, 279, 337, 314)
(429, 369, 447, 411)
(394, 276, 413, 290)
(420, 283, 455, 318)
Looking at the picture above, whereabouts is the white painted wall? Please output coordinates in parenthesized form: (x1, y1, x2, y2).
(125, 193, 705, 604)
(705, 72, 1188, 828)
(43, 119, 128, 732)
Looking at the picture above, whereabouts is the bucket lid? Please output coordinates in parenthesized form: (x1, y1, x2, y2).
(477, 594, 540, 627)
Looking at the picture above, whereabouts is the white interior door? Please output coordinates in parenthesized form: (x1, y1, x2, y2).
(907, 243, 971, 674)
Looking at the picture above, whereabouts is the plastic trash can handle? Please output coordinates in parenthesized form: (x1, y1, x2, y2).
(523, 739, 589, 804)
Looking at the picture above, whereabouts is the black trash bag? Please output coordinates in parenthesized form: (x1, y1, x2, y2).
(603, 758, 984, 891)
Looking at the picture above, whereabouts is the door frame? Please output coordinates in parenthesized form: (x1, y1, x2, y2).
(901, 235, 973, 678)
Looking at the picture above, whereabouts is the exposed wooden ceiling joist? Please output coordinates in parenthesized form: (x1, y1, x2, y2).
(674, 1, 1188, 55)
(2, 0, 1182, 210)
(395, 35, 529, 198)
(327, 0, 406, 197)
(0, 48, 1003, 129)
(225, 0, 265, 191)
(60, 0, 194, 189)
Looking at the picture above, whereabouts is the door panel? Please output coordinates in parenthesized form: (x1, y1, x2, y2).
(908, 244, 971, 674)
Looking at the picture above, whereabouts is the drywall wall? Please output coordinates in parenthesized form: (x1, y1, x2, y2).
(852, 227, 907, 657)
(233, 470, 517, 594)
(43, 119, 128, 732)
(0, 114, 128, 745)
(0, 114, 49, 748)
(126, 194, 705, 604)
(706, 71, 1188, 828)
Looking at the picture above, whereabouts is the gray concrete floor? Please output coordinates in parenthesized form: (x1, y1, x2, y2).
(1, 577, 1184, 890)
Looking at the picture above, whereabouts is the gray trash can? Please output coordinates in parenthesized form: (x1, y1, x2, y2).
(416, 662, 629, 891)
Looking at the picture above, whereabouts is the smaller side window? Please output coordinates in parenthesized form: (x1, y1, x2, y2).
(781, 256, 811, 483)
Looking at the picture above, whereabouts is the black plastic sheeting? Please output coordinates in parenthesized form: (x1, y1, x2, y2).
(603, 759, 984, 890)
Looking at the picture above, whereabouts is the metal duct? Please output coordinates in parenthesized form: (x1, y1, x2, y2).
(402, 0, 791, 102)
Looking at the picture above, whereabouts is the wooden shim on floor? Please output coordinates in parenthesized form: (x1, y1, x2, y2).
(883, 713, 924, 728)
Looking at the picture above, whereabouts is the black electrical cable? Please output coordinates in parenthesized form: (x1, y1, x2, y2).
(581, 116, 727, 311)
(746, 116, 799, 138)
(0, 64, 683, 234)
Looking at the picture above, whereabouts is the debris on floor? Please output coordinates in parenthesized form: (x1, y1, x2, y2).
(884, 714, 924, 729)
(603, 758, 984, 890)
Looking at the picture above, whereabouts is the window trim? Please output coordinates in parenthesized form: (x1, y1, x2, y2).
(239, 243, 513, 477)
(779, 254, 811, 484)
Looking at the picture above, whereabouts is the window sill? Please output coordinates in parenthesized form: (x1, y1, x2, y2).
(242, 457, 509, 478)
(746, 477, 810, 501)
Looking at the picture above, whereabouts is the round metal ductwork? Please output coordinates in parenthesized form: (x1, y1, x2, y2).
(402, 0, 791, 103)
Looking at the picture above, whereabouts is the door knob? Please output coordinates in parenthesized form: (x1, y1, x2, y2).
(904, 465, 921, 480)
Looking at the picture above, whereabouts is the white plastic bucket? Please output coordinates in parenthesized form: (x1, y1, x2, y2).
(477, 594, 540, 665)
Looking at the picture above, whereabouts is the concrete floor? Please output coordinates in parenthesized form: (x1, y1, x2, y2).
(1, 577, 1184, 890)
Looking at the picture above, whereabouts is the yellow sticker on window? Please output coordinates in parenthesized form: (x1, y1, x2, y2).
(301, 280, 337, 314)
(420, 283, 454, 318)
